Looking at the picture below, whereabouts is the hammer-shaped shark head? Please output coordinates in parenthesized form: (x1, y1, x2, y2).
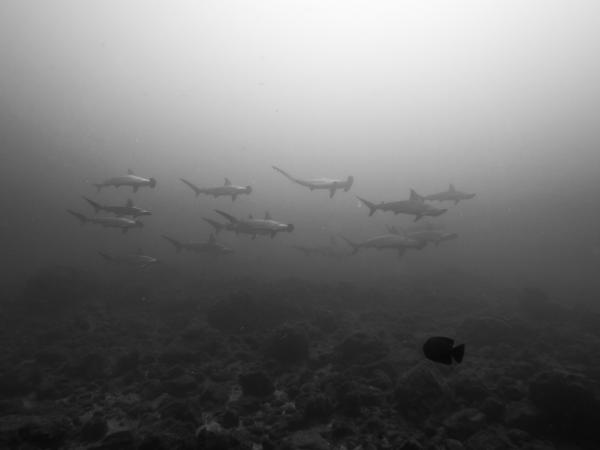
(149, 177, 157, 188)
(244, 185, 253, 194)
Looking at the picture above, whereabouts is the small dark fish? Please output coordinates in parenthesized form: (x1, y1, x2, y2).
(423, 336, 465, 365)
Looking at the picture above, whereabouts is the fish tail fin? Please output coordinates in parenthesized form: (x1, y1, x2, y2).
(344, 175, 354, 191)
(452, 344, 465, 363)
(82, 196, 102, 214)
(180, 178, 202, 196)
(98, 252, 112, 262)
(356, 196, 377, 216)
(410, 189, 426, 202)
(203, 218, 224, 234)
(272, 165, 296, 182)
(340, 235, 360, 255)
(161, 235, 182, 252)
(67, 209, 87, 225)
(214, 209, 237, 223)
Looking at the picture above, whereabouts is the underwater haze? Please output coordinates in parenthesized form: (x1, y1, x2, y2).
(1, 2, 600, 449)
(2, 0, 600, 294)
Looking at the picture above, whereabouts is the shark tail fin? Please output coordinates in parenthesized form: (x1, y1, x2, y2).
(67, 209, 87, 225)
(356, 196, 377, 217)
(214, 209, 238, 223)
(180, 178, 202, 196)
(203, 218, 224, 234)
(98, 252, 112, 262)
(340, 235, 360, 255)
(82, 197, 102, 214)
(161, 235, 182, 252)
(452, 344, 465, 363)
(344, 175, 354, 192)
(410, 189, 426, 202)
(272, 166, 297, 182)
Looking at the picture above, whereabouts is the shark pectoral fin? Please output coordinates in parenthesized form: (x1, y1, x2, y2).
(414, 214, 422, 222)
(397, 248, 406, 258)
(329, 188, 336, 198)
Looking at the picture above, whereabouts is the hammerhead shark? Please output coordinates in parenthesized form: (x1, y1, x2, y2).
(82, 197, 151, 218)
(98, 251, 158, 268)
(180, 178, 252, 201)
(161, 233, 233, 255)
(386, 225, 458, 247)
(424, 184, 476, 204)
(272, 166, 354, 198)
(356, 190, 447, 221)
(340, 231, 426, 258)
(67, 210, 143, 233)
(205, 210, 294, 239)
(94, 169, 157, 193)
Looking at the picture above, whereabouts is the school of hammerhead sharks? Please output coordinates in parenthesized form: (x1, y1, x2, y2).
(66, 166, 476, 268)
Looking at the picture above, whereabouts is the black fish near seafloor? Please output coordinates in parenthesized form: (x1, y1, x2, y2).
(423, 336, 465, 365)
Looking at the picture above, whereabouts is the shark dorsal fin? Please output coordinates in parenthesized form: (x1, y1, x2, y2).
(410, 189, 423, 202)
(224, 177, 232, 186)
(209, 233, 216, 243)
(449, 183, 456, 192)
(264, 211, 272, 220)
(126, 199, 133, 207)
(128, 169, 134, 175)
